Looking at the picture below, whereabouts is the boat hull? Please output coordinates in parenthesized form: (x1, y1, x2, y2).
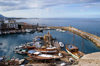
(23, 46, 36, 49)
(65, 45, 84, 59)
(35, 48, 58, 54)
(28, 54, 60, 60)
(66, 48, 79, 59)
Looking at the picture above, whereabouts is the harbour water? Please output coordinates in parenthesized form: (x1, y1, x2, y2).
(0, 18, 100, 59)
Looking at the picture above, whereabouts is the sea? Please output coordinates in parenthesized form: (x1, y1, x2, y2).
(0, 18, 100, 59)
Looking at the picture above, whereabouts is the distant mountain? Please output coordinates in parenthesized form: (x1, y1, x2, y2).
(0, 14, 5, 18)
(0, 14, 7, 21)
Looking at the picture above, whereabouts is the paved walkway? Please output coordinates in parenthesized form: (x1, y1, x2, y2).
(78, 52, 100, 66)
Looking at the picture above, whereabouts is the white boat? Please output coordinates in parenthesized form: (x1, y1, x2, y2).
(28, 51, 61, 60)
(35, 47, 58, 54)
(46, 27, 50, 30)
(61, 30, 66, 32)
(14, 46, 23, 49)
(25, 29, 32, 33)
(14, 49, 27, 54)
(19, 59, 25, 65)
(59, 42, 64, 47)
(56, 29, 66, 32)
(56, 29, 61, 31)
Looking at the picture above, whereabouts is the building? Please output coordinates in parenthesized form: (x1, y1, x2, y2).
(6, 19, 18, 30)
(17, 22, 37, 30)
(0, 18, 38, 33)
(0, 19, 4, 30)
(0, 19, 7, 31)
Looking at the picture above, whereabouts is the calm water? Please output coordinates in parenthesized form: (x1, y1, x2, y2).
(0, 18, 100, 59)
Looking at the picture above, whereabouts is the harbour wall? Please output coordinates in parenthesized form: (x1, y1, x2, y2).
(48, 26, 100, 47)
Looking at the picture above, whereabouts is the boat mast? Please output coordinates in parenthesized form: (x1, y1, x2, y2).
(71, 26, 75, 45)
(72, 33, 75, 45)
(48, 32, 52, 47)
(81, 38, 84, 52)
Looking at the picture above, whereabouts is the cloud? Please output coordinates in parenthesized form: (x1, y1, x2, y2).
(0, 0, 100, 11)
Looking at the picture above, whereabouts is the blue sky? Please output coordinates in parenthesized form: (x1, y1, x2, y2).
(0, 0, 100, 18)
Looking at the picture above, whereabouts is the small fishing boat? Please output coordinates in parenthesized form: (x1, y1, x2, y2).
(14, 45, 35, 54)
(14, 49, 28, 55)
(45, 27, 50, 30)
(23, 46, 36, 49)
(35, 47, 58, 54)
(14, 42, 36, 50)
(61, 30, 66, 32)
(19, 59, 25, 65)
(14, 41, 40, 54)
(0, 57, 4, 62)
(28, 50, 61, 60)
(15, 45, 36, 50)
(25, 29, 32, 33)
(39, 47, 57, 51)
(56, 29, 65, 32)
(66, 44, 84, 59)
(56, 29, 60, 31)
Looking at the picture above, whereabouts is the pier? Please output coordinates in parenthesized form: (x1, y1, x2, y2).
(48, 26, 100, 47)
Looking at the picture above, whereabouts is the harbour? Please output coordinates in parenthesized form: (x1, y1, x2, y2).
(0, 31, 80, 66)
(0, 18, 100, 66)
(0, 0, 100, 65)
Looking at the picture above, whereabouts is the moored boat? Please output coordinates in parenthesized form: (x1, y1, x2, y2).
(66, 44, 84, 59)
(23, 46, 36, 49)
(25, 29, 32, 33)
(59, 42, 64, 48)
(56, 29, 66, 32)
(35, 47, 58, 54)
(28, 50, 61, 60)
(14, 49, 28, 55)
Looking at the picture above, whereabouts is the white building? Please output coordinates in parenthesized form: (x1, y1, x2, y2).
(6, 19, 18, 29)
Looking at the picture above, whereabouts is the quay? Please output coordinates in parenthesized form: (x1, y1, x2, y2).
(48, 26, 100, 47)
(0, 19, 45, 35)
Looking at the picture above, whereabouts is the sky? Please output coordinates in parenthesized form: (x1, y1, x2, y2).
(0, 0, 100, 18)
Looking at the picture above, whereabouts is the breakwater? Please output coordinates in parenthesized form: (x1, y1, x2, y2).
(48, 26, 100, 47)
